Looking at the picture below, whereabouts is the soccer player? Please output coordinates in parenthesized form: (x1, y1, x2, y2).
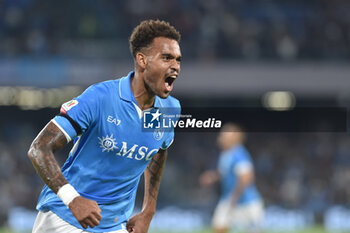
(200, 123, 264, 233)
(28, 20, 182, 233)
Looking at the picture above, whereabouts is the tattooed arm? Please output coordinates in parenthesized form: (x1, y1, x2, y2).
(126, 149, 168, 233)
(142, 148, 167, 214)
(28, 121, 68, 193)
(28, 121, 101, 229)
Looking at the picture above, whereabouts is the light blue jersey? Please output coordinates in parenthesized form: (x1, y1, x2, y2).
(218, 144, 261, 205)
(36, 71, 180, 232)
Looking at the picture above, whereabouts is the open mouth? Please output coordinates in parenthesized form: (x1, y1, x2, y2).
(165, 75, 177, 92)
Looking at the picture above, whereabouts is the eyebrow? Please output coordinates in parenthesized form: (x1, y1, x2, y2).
(162, 53, 182, 61)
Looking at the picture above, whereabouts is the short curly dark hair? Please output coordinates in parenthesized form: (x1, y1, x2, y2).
(129, 19, 181, 58)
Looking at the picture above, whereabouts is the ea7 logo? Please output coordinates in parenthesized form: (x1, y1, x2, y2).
(61, 100, 79, 114)
(107, 116, 121, 126)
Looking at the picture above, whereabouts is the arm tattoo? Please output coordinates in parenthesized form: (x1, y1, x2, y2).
(145, 150, 167, 200)
(28, 121, 68, 194)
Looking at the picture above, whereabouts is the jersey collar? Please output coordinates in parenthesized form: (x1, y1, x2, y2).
(119, 71, 163, 108)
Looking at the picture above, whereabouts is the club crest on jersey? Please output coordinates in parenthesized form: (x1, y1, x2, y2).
(98, 134, 118, 152)
(61, 100, 79, 114)
(153, 129, 164, 141)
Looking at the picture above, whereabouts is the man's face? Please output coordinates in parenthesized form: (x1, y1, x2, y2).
(217, 127, 242, 150)
(142, 37, 182, 99)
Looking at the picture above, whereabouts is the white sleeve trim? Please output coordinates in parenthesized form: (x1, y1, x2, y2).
(234, 162, 253, 175)
(161, 138, 174, 150)
(51, 119, 72, 143)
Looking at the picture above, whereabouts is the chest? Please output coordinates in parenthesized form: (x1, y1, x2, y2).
(94, 101, 165, 161)
(218, 154, 236, 176)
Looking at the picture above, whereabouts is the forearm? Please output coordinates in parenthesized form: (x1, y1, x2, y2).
(142, 149, 167, 215)
(230, 172, 253, 205)
(28, 121, 68, 194)
(28, 145, 68, 193)
(231, 183, 245, 205)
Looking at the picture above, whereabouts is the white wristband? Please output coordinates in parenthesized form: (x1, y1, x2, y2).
(57, 184, 80, 207)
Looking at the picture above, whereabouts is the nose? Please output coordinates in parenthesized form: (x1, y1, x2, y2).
(171, 60, 180, 73)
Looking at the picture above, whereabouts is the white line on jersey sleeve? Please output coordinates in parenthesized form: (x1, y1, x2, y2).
(51, 119, 72, 143)
(69, 136, 81, 155)
(234, 162, 253, 175)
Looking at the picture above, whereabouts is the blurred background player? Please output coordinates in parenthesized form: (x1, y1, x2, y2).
(200, 123, 264, 233)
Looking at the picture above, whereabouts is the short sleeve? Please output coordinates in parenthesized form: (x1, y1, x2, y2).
(234, 162, 253, 175)
(161, 131, 174, 150)
(233, 147, 253, 175)
(53, 84, 101, 140)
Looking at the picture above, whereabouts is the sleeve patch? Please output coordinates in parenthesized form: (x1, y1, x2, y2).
(61, 100, 79, 114)
(234, 162, 253, 175)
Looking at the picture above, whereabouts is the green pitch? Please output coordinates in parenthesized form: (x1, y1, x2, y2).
(0, 226, 328, 233)
(151, 227, 328, 233)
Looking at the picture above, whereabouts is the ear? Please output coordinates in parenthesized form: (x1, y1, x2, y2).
(135, 52, 147, 69)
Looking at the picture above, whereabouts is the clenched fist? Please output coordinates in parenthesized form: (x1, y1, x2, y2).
(69, 196, 102, 229)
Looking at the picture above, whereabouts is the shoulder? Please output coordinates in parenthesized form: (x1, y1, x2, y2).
(159, 95, 181, 108)
(234, 145, 252, 161)
(80, 80, 118, 100)
(159, 96, 181, 118)
(89, 80, 118, 94)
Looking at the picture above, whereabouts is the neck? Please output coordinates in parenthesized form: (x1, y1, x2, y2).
(131, 72, 155, 110)
(223, 142, 239, 151)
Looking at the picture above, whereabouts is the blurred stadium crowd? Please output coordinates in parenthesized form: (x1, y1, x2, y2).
(1, 0, 349, 60)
